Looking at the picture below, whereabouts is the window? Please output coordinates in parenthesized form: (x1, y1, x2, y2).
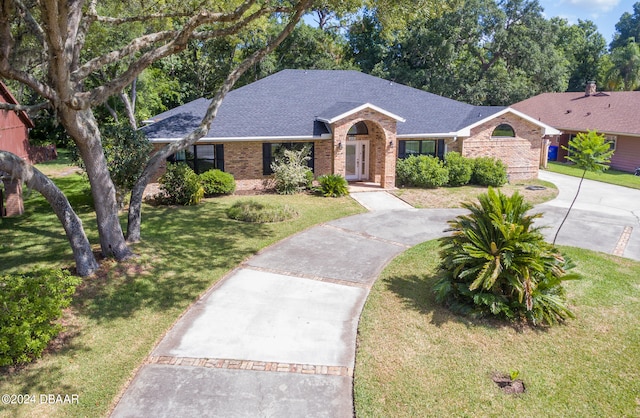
(492, 124, 515, 137)
(347, 121, 368, 136)
(605, 135, 617, 152)
(168, 144, 224, 174)
(262, 142, 315, 175)
(398, 139, 445, 159)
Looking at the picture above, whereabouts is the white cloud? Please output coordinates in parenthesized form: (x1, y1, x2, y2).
(565, 0, 620, 12)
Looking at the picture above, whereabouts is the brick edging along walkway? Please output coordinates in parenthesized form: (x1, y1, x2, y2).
(147, 356, 352, 377)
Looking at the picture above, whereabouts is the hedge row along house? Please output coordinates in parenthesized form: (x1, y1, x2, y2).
(143, 70, 560, 190)
(513, 82, 640, 173)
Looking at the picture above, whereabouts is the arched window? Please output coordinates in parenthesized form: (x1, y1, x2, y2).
(347, 121, 369, 135)
(492, 124, 515, 137)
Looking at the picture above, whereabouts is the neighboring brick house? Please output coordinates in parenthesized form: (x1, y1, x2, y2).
(142, 70, 559, 190)
(512, 82, 640, 173)
(0, 81, 35, 217)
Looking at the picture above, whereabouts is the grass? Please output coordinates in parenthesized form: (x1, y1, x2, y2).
(393, 179, 558, 208)
(354, 241, 640, 417)
(0, 172, 365, 417)
(226, 199, 298, 223)
(547, 162, 640, 190)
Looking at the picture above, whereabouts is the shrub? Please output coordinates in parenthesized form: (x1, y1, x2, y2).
(444, 152, 473, 186)
(471, 157, 508, 187)
(199, 169, 236, 196)
(226, 200, 298, 223)
(159, 163, 204, 205)
(318, 174, 349, 197)
(433, 188, 579, 326)
(0, 269, 80, 366)
(396, 155, 449, 188)
(271, 145, 313, 195)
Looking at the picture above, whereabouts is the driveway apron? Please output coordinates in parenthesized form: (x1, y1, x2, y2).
(111, 175, 639, 417)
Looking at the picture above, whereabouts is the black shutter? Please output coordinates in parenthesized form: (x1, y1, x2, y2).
(215, 144, 224, 171)
(437, 139, 445, 160)
(262, 143, 272, 175)
(398, 140, 406, 159)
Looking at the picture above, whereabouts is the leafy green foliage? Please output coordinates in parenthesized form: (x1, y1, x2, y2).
(444, 152, 473, 187)
(564, 130, 614, 172)
(471, 157, 508, 187)
(0, 269, 80, 366)
(433, 188, 579, 326)
(317, 174, 349, 197)
(396, 155, 449, 188)
(553, 130, 613, 244)
(226, 199, 298, 223)
(271, 145, 313, 195)
(159, 163, 204, 205)
(71, 123, 152, 208)
(199, 169, 236, 196)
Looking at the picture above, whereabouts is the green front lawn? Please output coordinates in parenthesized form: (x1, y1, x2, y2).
(0, 172, 364, 417)
(355, 242, 640, 417)
(546, 162, 640, 190)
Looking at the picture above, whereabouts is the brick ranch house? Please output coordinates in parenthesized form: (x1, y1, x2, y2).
(142, 70, 559, 190)
(513, 82, 640, 173)
(0, 81, 35, 217)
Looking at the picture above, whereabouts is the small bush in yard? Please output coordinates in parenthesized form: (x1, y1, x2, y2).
(444, 152, 473, 186)
(318, 174, 349, 197)
(271, 146, 313, 195)
(472, 157, 508, 187)
(226, 200, 298, 223)
(433, 189, 578, 326)
(200, 169, 236, 196)
(160, 163, 204, 205)
(0, 269, 80, 366)
(396, 155, 449, 188)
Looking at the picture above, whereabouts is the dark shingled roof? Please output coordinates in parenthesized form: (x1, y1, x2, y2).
(143, 70, 507, 139)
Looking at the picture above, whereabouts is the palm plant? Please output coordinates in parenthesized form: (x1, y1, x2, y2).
(552, 130, 613, 245)
(433, 188, 579, 326)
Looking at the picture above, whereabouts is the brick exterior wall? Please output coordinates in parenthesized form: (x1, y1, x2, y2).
(331, 109, 397, 188)
(149, 112, 545, 192)
(462, 113, 543, 180)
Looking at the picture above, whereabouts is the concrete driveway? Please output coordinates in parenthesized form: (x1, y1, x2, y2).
(111, 171, 639, 417)
(537, 171, 640, 260)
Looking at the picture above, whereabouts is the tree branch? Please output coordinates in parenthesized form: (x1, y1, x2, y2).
(126, 0, 314, 241)
(82, 3, 275, 106)
(13, 0, 47, 49)
(0, 151, 99, 276)
(0, 101, 50, 116)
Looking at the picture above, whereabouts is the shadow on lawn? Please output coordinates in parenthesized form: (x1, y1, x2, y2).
(73, 202, 273, 322)
(384, 273, 527, 331)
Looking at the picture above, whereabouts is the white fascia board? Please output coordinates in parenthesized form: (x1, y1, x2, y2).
(456, 107, 561, 136)
(317, 103, 406, 124)
(147, 134, 333, 143)
(396, 133, 460, 139)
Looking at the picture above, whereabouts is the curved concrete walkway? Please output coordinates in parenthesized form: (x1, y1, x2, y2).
(111, 172, 640, 417)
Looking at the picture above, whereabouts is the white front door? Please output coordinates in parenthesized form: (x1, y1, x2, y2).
(345, 140, 369, 181)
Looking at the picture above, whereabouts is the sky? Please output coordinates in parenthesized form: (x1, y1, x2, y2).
(538, 0, 637, 44)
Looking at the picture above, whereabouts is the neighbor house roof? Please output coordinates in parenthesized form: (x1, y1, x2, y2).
(143, 70, 556, 141)
(512, 90, 640, 137)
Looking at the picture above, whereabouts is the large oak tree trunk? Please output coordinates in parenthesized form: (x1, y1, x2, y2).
(59, 107, 132, 260)
(0, 151, 99, 276)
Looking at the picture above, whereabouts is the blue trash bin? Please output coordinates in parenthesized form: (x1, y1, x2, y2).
(548, 145, 558, 161)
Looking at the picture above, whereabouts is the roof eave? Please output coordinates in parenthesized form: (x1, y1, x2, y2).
(317, 102, 406, 124)
(456, 107, 561, 136)
(147, 134, 333, 143)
